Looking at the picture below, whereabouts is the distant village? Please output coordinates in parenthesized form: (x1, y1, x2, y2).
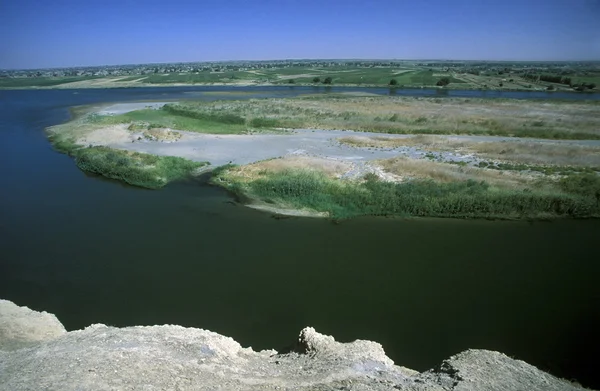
(2, 59, 598, 80)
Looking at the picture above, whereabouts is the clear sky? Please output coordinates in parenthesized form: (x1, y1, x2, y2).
(1, 0, 599, 69)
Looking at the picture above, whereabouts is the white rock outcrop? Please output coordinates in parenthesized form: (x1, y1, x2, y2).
(0, 299, 588, 391)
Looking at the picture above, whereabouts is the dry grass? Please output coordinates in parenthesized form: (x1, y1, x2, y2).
(177, 96, 600, 139)
(221, 156, 353, 183)
(142, 128, 182, 142)
(376, 156, 535, 189)
(340, 135, 600, 167)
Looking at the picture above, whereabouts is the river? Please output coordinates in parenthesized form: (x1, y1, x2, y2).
(0, 86, 598, 388)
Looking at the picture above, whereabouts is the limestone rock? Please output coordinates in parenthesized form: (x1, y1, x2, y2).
(0, 299, 589, 391)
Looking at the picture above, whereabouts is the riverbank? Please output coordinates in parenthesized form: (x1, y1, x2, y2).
(46, 96, 600, 219)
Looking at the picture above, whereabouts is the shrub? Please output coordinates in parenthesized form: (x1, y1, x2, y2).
(249, 117, 281, 128)
(389, 79, 398, 86)
(72, 147, 206, 189)
(323, 77, 333, 84)
(560, 173, 600, 201)
(436, 77, 450, 86)
(312, 77, 321, 83)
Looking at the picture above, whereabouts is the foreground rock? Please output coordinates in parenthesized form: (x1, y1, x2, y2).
(0, 300, 587, 391)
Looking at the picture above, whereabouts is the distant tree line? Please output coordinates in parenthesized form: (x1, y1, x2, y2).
(312, 76, 332, 84)
(523, 74, 571, 85)
(523, 74, 596, 90)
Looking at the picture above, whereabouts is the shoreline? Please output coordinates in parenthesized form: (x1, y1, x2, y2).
(2, 81, 598, 95)
(46, 98, 600, 220)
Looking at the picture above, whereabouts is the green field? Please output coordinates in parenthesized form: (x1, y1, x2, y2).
(136, 71, 262, 84)
(261, 67, 464, 86)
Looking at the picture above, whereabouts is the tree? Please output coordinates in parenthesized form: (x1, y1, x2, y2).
(389, 79, 398, 86)
(436, 77, 450, 87)
(312, 77, 321, 83)
(288, 79, 295, 84)
(323, 76, 333, 84)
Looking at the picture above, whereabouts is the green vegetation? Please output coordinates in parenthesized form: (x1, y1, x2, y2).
(213, 167, 599, 219)
(477, 161, 599, 175)
(89, 107, 248, 134)
(46, 113, 209, 189)
(83, 103, 295, 134)
(436, 77, 451, 86)
(136, 71, 261, 84)
(4, 60, 599, 91)
(73, 147, 207, 189)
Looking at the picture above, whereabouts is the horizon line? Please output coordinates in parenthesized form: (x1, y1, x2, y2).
(3, 58, 600, 72)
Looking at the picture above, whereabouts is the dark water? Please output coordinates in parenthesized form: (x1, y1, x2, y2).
(0, 87, 599, 388)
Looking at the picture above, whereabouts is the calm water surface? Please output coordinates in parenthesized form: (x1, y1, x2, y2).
(0, 87, 599, 388)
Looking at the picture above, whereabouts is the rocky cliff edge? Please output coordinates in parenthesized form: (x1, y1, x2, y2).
(0, 299, 588, 391)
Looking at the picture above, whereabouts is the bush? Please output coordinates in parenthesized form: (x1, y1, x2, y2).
(389, 79, 398, 86)
(323, 77, 333, 84)
(560, 173, 600, 201)
(249, 117, 281, 128)
(72, 147, 206, 189)
(312, 77, 321, 83)
(436, 77, 450, 86)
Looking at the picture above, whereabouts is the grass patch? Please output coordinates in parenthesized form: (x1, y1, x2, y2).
(73, 147, 206, 189)
(47, 118, 207, 189)
(89, 106, 247, 134)
(213, 167, 599, 219)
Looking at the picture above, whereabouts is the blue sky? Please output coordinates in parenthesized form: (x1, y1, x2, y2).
(1, 0, 599, 69)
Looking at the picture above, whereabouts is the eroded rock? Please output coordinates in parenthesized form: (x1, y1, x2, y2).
(0, 299, 589, 391)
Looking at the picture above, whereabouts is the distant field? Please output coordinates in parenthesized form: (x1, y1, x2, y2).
(0, 76, 102, 87)
(2, 65, 598, 90)
(265, 67, 464, 86)
(136, 71, 262, 84)
(130, 67, 464, 86)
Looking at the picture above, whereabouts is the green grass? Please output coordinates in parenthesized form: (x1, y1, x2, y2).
(478, 161, 600, 175)
(139, 71, 258, 84)
(72, 147, 207, 189)
(88, 103, 290, 134)
(569, 75, 600, 87)
(213, 168, 599, 219)
(90, 107, 248, 134)
(47, 118, 208, 188)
